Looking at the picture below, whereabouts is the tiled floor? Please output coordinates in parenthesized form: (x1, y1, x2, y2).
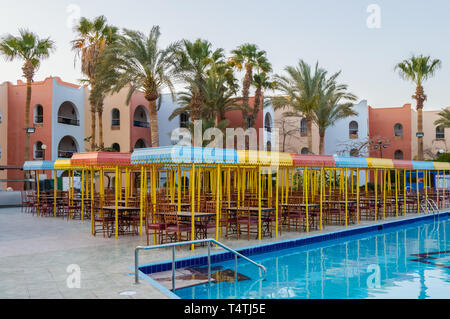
(0, 206, 441, 298)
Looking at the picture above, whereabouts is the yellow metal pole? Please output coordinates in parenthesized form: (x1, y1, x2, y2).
(374, 170, 378, 221)
(403, 169, 406, 216)
(258, 165, 262, 240)
(81, 169, 84, 220)
(356, 168, 360, 224)
(416, 170, 420, 214)
(53, 170, 57, 217)
(395, 168, 398, 217)
(437, 170, 440, 209)
(216, 164, 220, 241)
(115, 166, 119, 238)
(305, 167, 309, 232)
(191, 164, 195, 250)
(177, 165, 181, 212)
(320, 167, 323, 230)
(275, 167, 279, 237)
(345, 168, 348, 226)
(383, 169, 386, 220)
(90, 168, 94, 234)
(139, 166, 144, 236)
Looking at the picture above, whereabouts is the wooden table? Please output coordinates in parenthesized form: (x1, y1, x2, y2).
(157, 211, 216, 240)
(225, 207, 275, 239)
(101, 206, 142, 237)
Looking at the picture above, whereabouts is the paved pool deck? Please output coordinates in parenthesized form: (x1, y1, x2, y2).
(0, 207, 443, 299)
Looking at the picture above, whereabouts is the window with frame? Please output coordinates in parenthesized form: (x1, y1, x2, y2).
(436, 126, 445, 139)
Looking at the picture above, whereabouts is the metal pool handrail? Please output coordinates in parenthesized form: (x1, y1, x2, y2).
(135, 239, 266, 290)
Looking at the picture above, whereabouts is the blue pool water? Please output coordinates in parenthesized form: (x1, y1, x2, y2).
(175, 216, 450, 299)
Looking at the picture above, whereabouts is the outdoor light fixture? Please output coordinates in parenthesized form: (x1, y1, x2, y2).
(26, 127, 35, 134)
(41, 144, 47, 160)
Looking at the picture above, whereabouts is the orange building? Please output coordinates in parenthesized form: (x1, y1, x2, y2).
(368, 104, 413, 160)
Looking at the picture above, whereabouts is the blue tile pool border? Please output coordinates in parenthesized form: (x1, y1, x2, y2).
(136, 211, 448, 298)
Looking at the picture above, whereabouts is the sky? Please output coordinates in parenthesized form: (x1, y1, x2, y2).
(1, 0, 450, 110)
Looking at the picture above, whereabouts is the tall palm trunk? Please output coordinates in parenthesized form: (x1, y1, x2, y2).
(190, 91, 203, 122)
(90, 107, 96, 151)
(414, 85, 426, 160)
(319, 131, 325, 155)
(148, 99, 159, 147)
(22, 61, 34, 190)
(306, 115, 313, 152)
(98, 108, 104, 150)
(22, 61, 34, 162)
(241, 64, 252, 129)
(251, 86, 262, 129)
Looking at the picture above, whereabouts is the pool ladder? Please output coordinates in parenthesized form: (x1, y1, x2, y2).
(420, 198, 439, 214)
(134, 239, 266, 291)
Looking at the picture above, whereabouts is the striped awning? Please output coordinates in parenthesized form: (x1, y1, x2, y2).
(433, 162, 450, 170)
(393, 160, 414, 169)
(367, 158, 394, 169)
(23, 161, 55, 171)
(291, 155, 335, 167)
(236, 150, 293, 166)
(71, 152, 131, 167)
(411, 161, 435, 170)
(333, 156, 368, 168)
(131, 146, 238, 165)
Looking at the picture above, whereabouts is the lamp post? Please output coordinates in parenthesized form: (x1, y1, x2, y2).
(41, 144, 47, 160)
(369, 139, 390, 158)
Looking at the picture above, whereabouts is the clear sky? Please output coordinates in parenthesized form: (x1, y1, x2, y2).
(1, 0, 450, 109)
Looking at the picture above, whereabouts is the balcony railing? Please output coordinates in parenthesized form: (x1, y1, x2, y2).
(133, 120, 150, 128)
(34, 116, 43, 124)
(58, 150, 75, 158)
(34, 150, 44, 159)
(58, 116, 80, 126)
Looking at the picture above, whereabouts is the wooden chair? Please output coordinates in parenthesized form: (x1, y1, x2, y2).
(163, 211, 191, 243)
(93, 201, 114, 237)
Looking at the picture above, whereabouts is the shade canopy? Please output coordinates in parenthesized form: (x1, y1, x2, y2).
(23, 160, 55, 171)
(71, 152, 131, 167)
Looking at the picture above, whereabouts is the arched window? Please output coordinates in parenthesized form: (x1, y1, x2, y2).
(264, 113, 272, 132)
(111, 109, 120, 127)
(301, 147, 309, 155)
(111, 143, 120, 152)
(34, 141, 44, 159)
(180, 112, 189, 128)
(247, 115, 254, 128)
(34, 104, 43, 124)
(133, 106, 150, 128)
(349, 121, 358, 137)
(134, 139, 148, 150)
(394, 123, 403, 137)
(436, 126, 445, 139)
(0, 109, 2, 123)
(394, 150, 404, 160)
(57, 101, 79, 126)
(300, 118, 308, 135)
(57, 136, 78, 158)
(0, 145, 2, 159)
(350, 148, 359, 157)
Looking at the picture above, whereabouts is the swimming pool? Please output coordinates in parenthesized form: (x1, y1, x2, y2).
(174, 215, 450, 299)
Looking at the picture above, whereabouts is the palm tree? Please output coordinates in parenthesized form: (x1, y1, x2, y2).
(0, 29, 55, 163)
(172, 39, 226, 122)
(272, 60, 326, 152)
(97, 26, 178, 147)
(395, 54, 441, 160)
(229, 43, 271, 129)
(434, 108, 450, 128)
(313, 71, 358, 154)
(71, 15, 118, 151)
(249, 72, 276, 128)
